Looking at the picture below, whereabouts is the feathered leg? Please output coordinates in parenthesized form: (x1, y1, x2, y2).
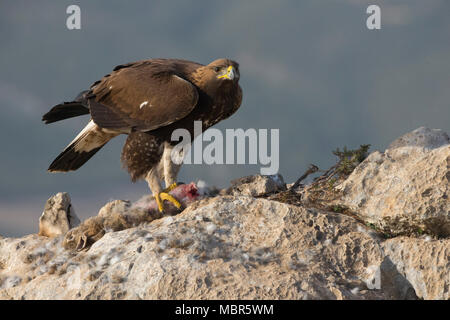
(145, 147, 182, 213)
(128, 135, 182, 213)
(162, 142, 183, 190)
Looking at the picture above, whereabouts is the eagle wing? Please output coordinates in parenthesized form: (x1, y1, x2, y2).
(89, 61, 199, 132)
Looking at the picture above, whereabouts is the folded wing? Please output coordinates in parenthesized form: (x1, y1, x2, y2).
(89, 61, 199, 132)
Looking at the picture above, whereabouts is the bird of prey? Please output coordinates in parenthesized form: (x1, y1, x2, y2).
(43, 58, 242, 211)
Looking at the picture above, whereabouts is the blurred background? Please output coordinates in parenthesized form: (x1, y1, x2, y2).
(1, 0, 449, 236)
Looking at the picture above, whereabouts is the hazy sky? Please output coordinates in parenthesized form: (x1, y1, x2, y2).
(1, 0, 449, 236)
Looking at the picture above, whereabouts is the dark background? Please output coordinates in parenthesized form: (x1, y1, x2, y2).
(1, 0, 449, 236)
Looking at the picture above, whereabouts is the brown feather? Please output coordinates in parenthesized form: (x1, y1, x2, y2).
(89, 60, 199, 131)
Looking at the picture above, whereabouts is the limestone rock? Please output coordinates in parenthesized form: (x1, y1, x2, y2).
(39, 193, 80, 238)
(98, 200, 131, 218)
(228, 174, 286, 197)
(337, 127, 450, 237)
(63, 183, 203, 251)
(2, 128, 449, 300)
(382, 237, 449, 300)
(388, 126, 449, 150)
(1, 196, 397, 300)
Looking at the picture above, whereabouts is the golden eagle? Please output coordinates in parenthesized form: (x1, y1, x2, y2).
(43, 58, 242, 211)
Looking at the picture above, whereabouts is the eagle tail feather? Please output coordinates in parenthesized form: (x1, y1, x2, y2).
(42, 90, 91, 124)
(42, 102, 90, 124)
(48, 120, 113, 172)
(48, 145, 103, 172)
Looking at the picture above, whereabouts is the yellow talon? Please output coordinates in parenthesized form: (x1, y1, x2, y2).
(155, 190, 181, 212)
(160, 192, 181, 208)
(155, 194, 164, 212)
(163, 182, 178, 193)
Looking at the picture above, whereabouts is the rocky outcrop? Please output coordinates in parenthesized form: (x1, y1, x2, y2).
(387, 127, 449, 150)
(39, 192, 80, 238)
(0, 197, 406, 299)
(337, 127, 450, 237)
(0, 127, 448, 300)
(227, 174, 286, 197)
(382, 237, 449, 300)
(63, 183, 201, 251)
(2, 194, 448, 300)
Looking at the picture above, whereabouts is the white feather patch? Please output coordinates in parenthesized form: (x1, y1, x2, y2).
(69, 120, 96, 147)
(139, 101, 149, 109)
(68, 120, 117, 153)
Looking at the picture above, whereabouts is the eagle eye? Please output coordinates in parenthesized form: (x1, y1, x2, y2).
(213, 66, 221, 73)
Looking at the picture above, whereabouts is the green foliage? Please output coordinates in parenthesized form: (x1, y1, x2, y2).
(332, 144, 371, 177)
(364, 222, 396, 239)
(332, 205, 344, 213)
(365, 222, 377, 230)
(328, 178, 336, 190)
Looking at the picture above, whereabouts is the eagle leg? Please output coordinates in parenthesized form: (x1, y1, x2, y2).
(163, 182, 178, 193)
(146, 167, 181, 212)
(156, 192, 181, 212)
(153, 142, 182, 212)
(155, 182, 180, 211)
(162, 142, 182, 189)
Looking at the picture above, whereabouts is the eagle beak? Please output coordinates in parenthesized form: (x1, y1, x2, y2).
(218, 66, 235, 80)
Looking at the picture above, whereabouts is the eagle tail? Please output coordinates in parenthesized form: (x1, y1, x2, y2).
(42, 91, 90, 124)
(48, 120, 115, 172)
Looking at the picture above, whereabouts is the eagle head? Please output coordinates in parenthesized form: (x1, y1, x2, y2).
(208, 58, 240, 82)
(193, 58, 241, 96)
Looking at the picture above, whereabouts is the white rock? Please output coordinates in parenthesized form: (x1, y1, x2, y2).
(388, 126, 449, 150)
(38, 193, 80, 238)
(228, 174, 286, 197)
(382, 237, 449, 300)
(337, 127, 450, 237)
(0, 196, 393, 300)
